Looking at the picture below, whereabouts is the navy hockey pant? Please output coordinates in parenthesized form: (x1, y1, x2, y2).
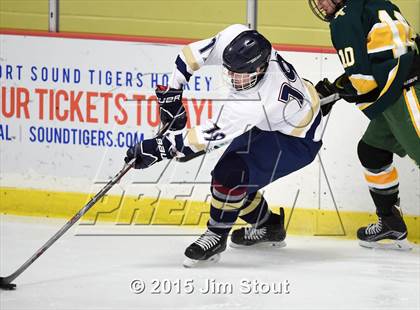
(208, 126, 322, 235)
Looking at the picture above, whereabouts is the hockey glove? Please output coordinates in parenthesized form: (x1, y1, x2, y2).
(315, 78, 341, 115)
(316, 74, 364, 115)
(156, 85, 187, 131)
(125, 137, 174, 169)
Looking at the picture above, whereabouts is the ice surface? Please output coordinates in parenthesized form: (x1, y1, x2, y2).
(1, 215, 419, 310)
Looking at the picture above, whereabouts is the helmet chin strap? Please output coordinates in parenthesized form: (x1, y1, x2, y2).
(254, 63, 268, 85)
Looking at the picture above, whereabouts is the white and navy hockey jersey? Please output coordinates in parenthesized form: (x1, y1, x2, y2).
(166, 24, 323, 158)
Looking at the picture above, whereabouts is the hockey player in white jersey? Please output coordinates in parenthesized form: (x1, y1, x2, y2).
(125, 24, 326, 267)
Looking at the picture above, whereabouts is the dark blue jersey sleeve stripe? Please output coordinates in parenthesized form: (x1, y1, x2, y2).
(175, 56, 192, 82)
(199, 37, 216, 54)
(174, 133, 185, 150)
(173, 132, 195, 156)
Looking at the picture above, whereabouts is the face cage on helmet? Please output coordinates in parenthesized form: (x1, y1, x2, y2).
(308, 0, 342, 22)
(222, 67, 259, 91)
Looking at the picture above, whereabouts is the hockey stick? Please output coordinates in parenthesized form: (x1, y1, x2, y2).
(176, 143, 229, 163)
(0, 123, 170, 290)
(321, 93, 341, 104)
(176, 94, 341, 163)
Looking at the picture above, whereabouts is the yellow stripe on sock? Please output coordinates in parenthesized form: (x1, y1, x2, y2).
(211, 197, 244, 210)
(364, 167, 399, 187)
(239, 192, 262, 216)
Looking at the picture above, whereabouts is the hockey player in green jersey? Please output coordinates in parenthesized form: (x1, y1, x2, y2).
(309, 0, 419, 250)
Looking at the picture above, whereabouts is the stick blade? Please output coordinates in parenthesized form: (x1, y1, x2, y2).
(0, 277, 16, 290)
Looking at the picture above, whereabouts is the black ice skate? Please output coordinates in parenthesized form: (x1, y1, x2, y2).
(357, 202, 412, 250)
(230, 208, 286, 248)
(183, 230, 227, 267)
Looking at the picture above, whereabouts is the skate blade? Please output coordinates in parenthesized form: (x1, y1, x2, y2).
(359, 238, 413, 251)
(230, 240, 287, 249)
(183, 253, 221, 268)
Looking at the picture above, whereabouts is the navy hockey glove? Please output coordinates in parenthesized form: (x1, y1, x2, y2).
(125, 137, 174, 169)
(156, 85, 187, 131)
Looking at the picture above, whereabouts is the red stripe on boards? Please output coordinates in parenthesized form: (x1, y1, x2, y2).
(0, 28, 336, 54)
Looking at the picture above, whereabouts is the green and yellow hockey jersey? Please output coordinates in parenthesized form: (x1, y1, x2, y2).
(329, 0, 417, 119)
